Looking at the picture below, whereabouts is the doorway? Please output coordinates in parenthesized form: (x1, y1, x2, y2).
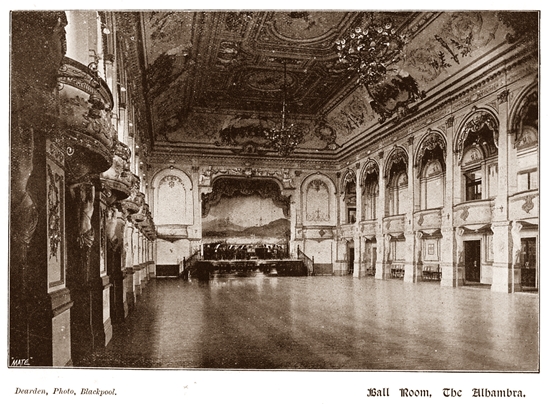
(520, 238, 537, 290)
(464, 240, 481, 283)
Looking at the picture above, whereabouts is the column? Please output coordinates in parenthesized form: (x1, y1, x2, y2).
(124, 221, 135, 313)
(108, 208, 125, 324)
(97, 187, 113, 346)
(375, 151, 389, 279)
(404, 137, 418, 282)
(133, 229, 141, 296)
(441, 116, 460, 287)
(492, 90, 515, 292)
(10, 10, 71, 367)
(354, 163, 363, 277)
(66, 180, 107, 362)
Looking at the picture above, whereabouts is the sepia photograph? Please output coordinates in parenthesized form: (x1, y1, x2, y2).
(6, 4, 544, 402)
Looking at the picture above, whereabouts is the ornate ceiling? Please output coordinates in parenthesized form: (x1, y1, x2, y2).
(134, 11, 419, 155)
(119, 11, 528, 160)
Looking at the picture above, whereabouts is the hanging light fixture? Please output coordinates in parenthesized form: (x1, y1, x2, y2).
(335, 12, 425, 123)
(264, 62, 304, 156)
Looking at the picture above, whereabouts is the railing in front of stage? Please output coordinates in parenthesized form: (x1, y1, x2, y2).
(181, 250, 201, 279)
(297, 246, 315, 276)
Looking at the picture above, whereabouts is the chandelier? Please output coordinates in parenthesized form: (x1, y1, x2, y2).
(335, 13, 425, 123)
(264, 62, 304, 156)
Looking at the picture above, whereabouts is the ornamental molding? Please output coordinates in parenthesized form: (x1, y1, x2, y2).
(47, 164, 63, 260)
(148, 152, 339, 170)
(522, 194, 535, 214)
(384, 146, 408, 180)
(201, 177, 290, 218)
(360, 158, 379, 186)
(455, 110, 499, 162)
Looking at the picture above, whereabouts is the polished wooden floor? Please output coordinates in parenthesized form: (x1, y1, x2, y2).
(76, 275, 539, 371)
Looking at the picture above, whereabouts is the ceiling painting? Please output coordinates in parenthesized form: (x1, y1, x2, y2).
(131, 11, 529, 158)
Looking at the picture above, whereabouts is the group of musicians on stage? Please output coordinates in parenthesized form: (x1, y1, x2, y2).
(202, 242, 288, 261)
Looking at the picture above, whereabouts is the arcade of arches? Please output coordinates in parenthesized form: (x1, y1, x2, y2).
(10, 11, 539, 368)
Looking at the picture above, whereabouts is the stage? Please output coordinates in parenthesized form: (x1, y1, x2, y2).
(191, 259, 307, 279)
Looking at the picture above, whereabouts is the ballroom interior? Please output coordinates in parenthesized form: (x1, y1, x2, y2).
(9, 10, 539, 369)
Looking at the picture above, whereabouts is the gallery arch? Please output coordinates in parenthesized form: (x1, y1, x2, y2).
(299, 173, 337, 275)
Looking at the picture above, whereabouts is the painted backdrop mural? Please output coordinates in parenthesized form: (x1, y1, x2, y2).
(202, 194, 290, 245)
(201, 177, 291, 245)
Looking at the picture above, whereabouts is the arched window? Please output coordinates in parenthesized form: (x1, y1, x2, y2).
(512, 88, 538, 192)
(365, 179, 379, 220)
(416, 132, 446, 210)
(342, 170, 356, 223)
(457, 112, 498, 202)
(421, 160, 444, 209)
(386, 148, 408, 216)
(362, 160, 379, 220)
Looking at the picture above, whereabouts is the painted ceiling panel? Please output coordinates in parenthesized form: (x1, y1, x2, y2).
(132, 11, 529, 156)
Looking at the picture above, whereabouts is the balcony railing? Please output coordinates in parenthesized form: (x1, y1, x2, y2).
(100, 140, 132, 202)
(509, 190, 539, 221)
(359, 219, 377, 237)
(453, 199, 494, 228)
(57, 57, 115, 176)
(413, 207, 442, 231)
(383, 214, 405, 235)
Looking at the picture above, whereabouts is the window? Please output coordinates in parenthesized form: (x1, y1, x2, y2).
(364, 181, 378, 220)
(396, 172, 408, 214)
(465, 170, 482, 201)
(343, 173, 356, 224)
(348, 208, 356, 224)
(421, 160, 444, 209)
(518, 169, 538, 192)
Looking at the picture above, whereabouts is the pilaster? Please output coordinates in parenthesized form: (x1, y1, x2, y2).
(375, 151, 389, 279)
(404, 137, 417, 283)
(354, 164, 363, 277)
(441, 115, 457, 287)
(491, 89, 514, 293)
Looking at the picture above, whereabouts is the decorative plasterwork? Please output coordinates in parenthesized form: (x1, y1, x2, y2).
(47, 164, 62, 260)
(304, 178, 332, 222)
(159, 175, 184, 188)
(201, 177, 290, 218)
(360, 158, 379, 186)
(340, 168, 356, 194)
(200, 165, 295, 189)
(522, 194, 535, 214)
(510, 87, 538, 146)
(384, 146, 408, 180)
(415, 130, 446, 177)
(57, 57, 116, 177)
(455, 110, 498, 162)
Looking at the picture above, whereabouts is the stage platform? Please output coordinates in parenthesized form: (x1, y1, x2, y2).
(192, 259, 307, 279)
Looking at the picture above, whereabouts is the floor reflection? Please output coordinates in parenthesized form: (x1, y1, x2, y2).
(77, 276, 539, 371)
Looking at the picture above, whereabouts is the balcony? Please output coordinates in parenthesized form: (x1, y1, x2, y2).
(453, 199, 494, 229)
(57, 57, 115, 178)
(131, 197, 147, 223)
(383, 214, 405, 236)
(509, 190, 539, 221)
(137, 205, 157, 240)
(120, 174, 141, 215)
(359, 219, 377, 237)
(339, 223, 355, 239)
(413, 208, 442, 232)
(100, 140, 132, 203)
